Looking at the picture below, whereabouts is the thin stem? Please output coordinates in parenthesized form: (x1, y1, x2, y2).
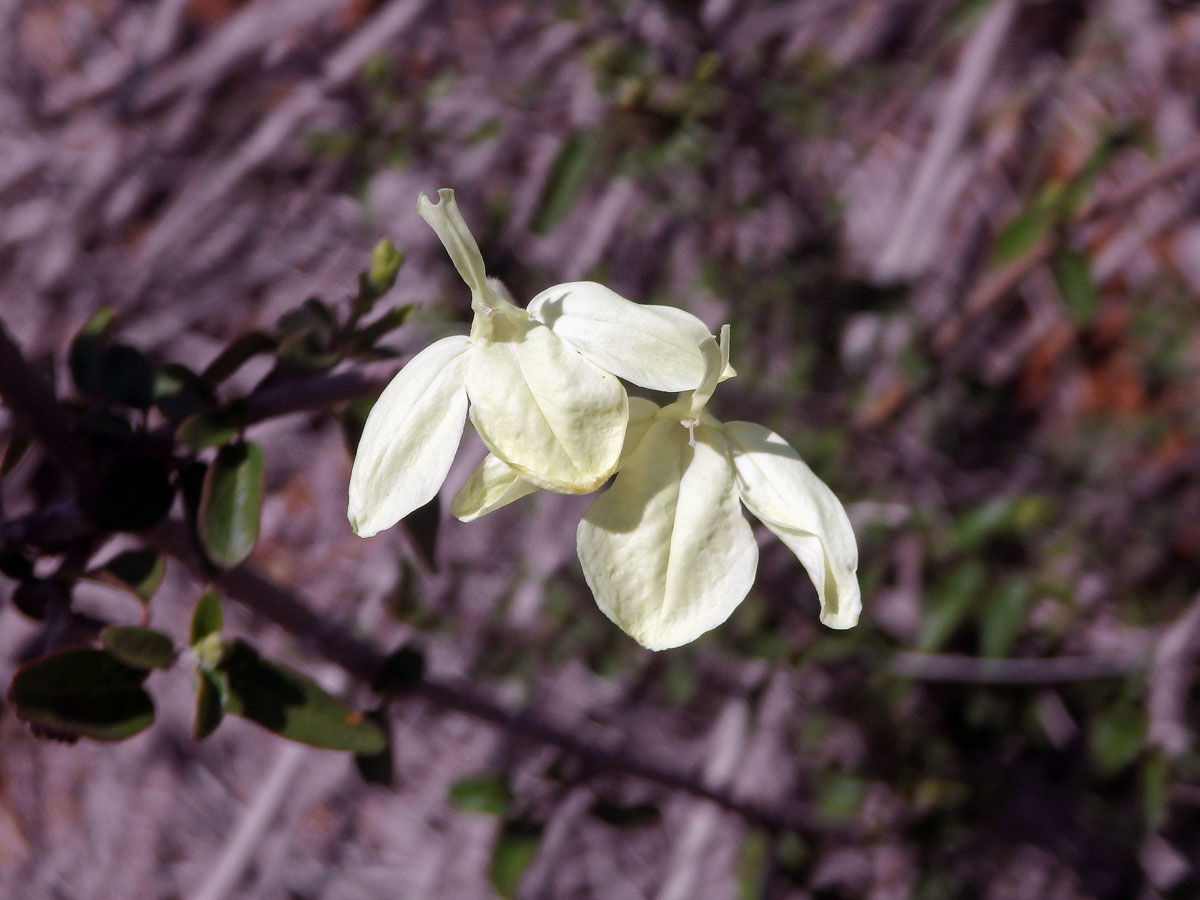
(145, 517, 822, 835)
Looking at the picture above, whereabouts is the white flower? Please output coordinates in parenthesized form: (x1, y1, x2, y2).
(348, 189, 716, 538)
(454, 326, 860, 650)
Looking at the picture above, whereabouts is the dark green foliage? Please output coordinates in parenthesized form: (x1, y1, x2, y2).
(203, 639, 387, 753)
(353, 709, 394, 786)
(90, 549, 165, 602)
(489, 818, 543, 899)
(189, 590, 223, 646)
(197, 442, 264, 568)
(96, 344, 154, 409)
(193, 668, 224, 739)
(68, 308, 116, 396)
(450, 774, 513, 816)
(153, 363, 216, 422)
(101, 626, 176, 670)
(201, 331, 278, 384)
(9, 648, 155, 742)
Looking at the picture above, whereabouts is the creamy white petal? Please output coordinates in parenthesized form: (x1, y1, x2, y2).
(348, 335, 471, 537)
(724, 421, 860, 629)
(449, 453, 538, 522)
(619, 396, 662, 465)
(577, 422, 758, 650)
(527, 282, 714, 392)
(466, 322, 627, 493)
(417, 189, 510, 313)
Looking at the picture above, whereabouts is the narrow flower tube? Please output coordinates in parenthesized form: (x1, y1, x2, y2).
(348, 335, 471, 537)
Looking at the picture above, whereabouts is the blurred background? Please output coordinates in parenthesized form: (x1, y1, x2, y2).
(3, 0, 1200, 897)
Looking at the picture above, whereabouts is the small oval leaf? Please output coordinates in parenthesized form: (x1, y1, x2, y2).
(177, 409, 241, 452)
(190, 590, 223, 646)
(98, 344, 155, 409)
(91, 549, 165, 602)
(215, 639, 386, 753)
(154, 363, 216, 422)
(8, 648, 154, 742)
(198, 442, 265, 568)
(193, 668, 224, 739)
(69, 308, 116, 395)
(449, 774, 513, 817)
(489, 820, 543, 899)
(201, 331, 277, 384)
(353, 709, 394, 786)
(101, 626, 176, 670)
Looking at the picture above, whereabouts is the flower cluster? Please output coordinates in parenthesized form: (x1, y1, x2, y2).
(349, 189, 860, 649)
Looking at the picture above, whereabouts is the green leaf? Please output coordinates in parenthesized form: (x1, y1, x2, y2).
(1089, 705, 1146, 777)
(213, 639, 387, 753)
(1141, 753, 1170, 831)
(353, 709, 394, 786)
(193, 668, 224, 739)
(98, 344, 155, 409)
(8, 648, 154, 742)
(991, 205, 1052, 264)
(87, 456, 176, 532)
(1050, 248, 1099, 325)
(532, 132, 601, 234)
(154, 363, 216, 422)
(489, 819, 543, 899)
(274, 330, 341, 375)
(69, 308, 116, 395)
(190, 590, 223, 646)
(350, 305, 414, 353)
(197, 442, 265, 568)
(176, 407, 244, 451)
(12, 579, 62, 620)
(449, 774, 513, 816)
(736, 831, 770, 900)
(813, 772, 866, 827)
(918, 560, 986, 652)
(201, 332, 277, 385)
(278, 298, 337, 343)
(101, 626, 176, 670)
(92, 549, 165, 602)
(978, 577, 1030, 658)
(355, 239, 406, 313)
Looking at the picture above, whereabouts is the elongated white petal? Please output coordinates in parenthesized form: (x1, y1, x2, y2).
(527, 282, 714, 392)
(417, 189, 510, 313)
(724, 421, 860, 629)
(449, 453, 538, 522)
(450, 396, 659, 522)
(620, 396, 661, 464)
(348, 335, 471, 537)
(577, 421, 758, 650)
(466, 323, 626, 493)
